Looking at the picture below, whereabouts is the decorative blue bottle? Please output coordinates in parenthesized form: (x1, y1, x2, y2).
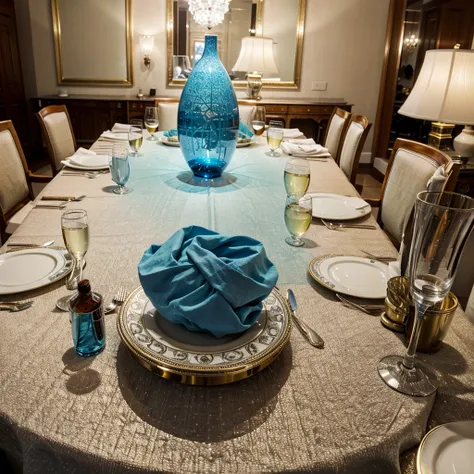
(178, 35, 239, 179)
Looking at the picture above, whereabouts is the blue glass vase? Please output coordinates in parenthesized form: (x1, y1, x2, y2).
(178, 35, 239, 179)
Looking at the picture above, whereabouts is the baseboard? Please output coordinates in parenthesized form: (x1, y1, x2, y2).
(360, 152, 371, 164)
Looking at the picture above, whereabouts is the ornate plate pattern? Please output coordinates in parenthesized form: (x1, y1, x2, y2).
(117, 286, 291, 385)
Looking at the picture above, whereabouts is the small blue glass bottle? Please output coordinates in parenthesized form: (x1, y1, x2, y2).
(178, 34, 239, 179)
(69, 280, 105, 357)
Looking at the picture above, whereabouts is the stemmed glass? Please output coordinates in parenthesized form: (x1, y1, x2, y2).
(128, 119, 143, 157)
(144, 107, 159, 141)
(378, 191, 474, 397)
(284, 158, 310, 197)
(109, 145, 131, 195)
(266, 127, 284, 157)
(56, 210, 89, 312)
(249, 106, 266, 136)
(284, 194, 312, 247)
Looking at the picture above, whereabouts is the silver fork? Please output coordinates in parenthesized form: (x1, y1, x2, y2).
(104, 287, 127, 314)
(0, 301, 34, 312)
(321, 219, 376, 230)
(336, 293, 384, 315)
(361, 250, 398, 262)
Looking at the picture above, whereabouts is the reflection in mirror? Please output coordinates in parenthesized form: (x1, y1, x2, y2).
(168, 0, 306, 88)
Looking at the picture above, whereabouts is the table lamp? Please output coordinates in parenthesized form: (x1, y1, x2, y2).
(232, 36, 279, 100)
(398, 47, 474, 161)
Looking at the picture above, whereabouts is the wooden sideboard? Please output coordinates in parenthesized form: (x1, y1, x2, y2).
(30, 95, 352, 155)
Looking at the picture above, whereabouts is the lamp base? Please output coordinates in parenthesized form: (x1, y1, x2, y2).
(453, 126, 474, 162)
(427, 122, 455, 151)
(246, 72, 263, 100)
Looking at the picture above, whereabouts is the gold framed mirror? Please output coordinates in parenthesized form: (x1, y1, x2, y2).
(51, 0, 133, 86)
(167, 0, 306, 90)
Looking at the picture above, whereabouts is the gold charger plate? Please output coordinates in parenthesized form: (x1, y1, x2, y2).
(117, 286, 292, 386)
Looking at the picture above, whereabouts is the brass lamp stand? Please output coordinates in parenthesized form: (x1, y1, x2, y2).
(427, 122, 455, 150)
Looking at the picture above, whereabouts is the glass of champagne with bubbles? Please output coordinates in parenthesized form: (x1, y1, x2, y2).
(128, 119, 144, 157)
(144, 107, 159, 141)
(109, 145, 131, 195)
(249, 106, 266, 136)
(56, 210, 89, 311)
(284, 158, 310, 197)
(266, 127, 284, 157)
(284, 194, 312, 247)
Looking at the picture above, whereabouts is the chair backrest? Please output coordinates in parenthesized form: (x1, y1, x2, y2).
(323, 107, 352, 161)
(36, 105, 76, 175)
(0, 121, 31, 234)
(338, 115, 372, 185)
(158, 102, 179, 131)
(238, 105, 254, 125)
(379, 139, 452, 243)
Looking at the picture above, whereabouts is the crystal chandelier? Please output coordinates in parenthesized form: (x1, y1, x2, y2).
(188, 0, 231, 29)
(404, 34, 419, 54)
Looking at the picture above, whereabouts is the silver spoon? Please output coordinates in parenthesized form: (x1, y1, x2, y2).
(321, 219, 376, 230)
(8, 240, 55, 248)
(287, 289, 324, 348)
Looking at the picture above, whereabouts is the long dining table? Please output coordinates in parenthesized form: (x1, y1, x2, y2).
(0, 134, 473, 474)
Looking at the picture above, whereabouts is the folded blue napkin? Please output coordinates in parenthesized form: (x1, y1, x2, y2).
(163, 129, 178, 138)
(239, 121, 254, 139)
(138, 226, 278, 338)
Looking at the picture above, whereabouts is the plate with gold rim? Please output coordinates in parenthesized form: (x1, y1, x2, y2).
(309, 254, 389, 299)
(417, 421, 474, 474)
(117, 286, 291, 385)
(159, 136, 180, 147)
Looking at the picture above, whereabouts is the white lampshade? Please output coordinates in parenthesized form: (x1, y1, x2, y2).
(140, 35, 154, 56)
(232, 36, 279, 75)
(398, 49, 474, 125)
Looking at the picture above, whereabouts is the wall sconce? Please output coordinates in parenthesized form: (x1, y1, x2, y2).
(140, 35, 154, 67)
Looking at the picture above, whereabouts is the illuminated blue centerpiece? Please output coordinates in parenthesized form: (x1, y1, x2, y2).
(178, 35, 239, 179)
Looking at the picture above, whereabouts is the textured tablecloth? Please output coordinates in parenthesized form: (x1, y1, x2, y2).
(0, 136, 473, 474)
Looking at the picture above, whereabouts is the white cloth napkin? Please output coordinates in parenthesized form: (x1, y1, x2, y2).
(100, 131, 130, 141)
(62, 148, 108, 169)
(427, 164, 448, 192)
(281, 139, 330, 158)
(111, 123, 131, 133)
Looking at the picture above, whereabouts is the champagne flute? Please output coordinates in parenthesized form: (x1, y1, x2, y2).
(109, 145, 131, 195)
(378, 191, 474, 397)
(284, 194, 312, 247)
(249, 106, 266, 136)
(56, 210, 89, 311)
(144, 107, 159, 141)
(266, 127, 284, 157)
(284, 158, 310, 197)
(129, 119, 143, 157)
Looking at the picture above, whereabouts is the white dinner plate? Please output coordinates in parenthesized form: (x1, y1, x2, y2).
(309, 254, 389, 299)
(62, 159, 109, 171)
(417, 421, 474, 474)
(0, 248, 73, 295)
(310, 193, 371, 220)
(236, 136, 256, 148)
(70, 154, 109, 168)
(159, 136, 180, 147)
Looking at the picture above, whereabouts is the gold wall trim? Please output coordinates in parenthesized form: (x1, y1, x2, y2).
(166, 0, 306, 90)
(51, 0, 134, 87)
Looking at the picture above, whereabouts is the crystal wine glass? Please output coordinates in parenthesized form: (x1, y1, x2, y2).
(109, 145, 131, 195)
(378, 191, 474, 397)
(249, 106, 266, 136)
(266, 127, 284, 157)
(284, 157, 310, 197)
(144, 107, 159, 141)
(128, 119, 143, 157)
(56, 210, 89, 311)
(284, 194, 312, 247)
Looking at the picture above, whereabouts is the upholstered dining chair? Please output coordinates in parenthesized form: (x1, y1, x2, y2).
(238, 105, 254, 126)
(36, 105, 76, 176)
(338, 115, 372, 186)
(0, 120, 51, 242)
(366, 138, 456, 245)
(323, 107, 352, 162)
(157, 102, 179, 131)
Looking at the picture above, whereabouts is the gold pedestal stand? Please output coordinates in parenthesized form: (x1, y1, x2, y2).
(427, 122, 455, 150)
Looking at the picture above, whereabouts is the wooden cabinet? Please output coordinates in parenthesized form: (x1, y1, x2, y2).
(31, 96, 352, 154)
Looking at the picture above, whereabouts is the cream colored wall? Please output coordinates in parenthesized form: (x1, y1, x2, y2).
(15, 0, 390, 157)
